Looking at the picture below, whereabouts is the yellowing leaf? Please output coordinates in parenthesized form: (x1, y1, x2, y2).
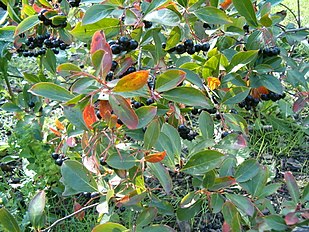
(113, 70, 149, 92)
(220, 0, 232, 10)
(55, 119, 65, 131)
(49, 127, 61, 136)
(207, 77, 221, 90)
(145, 151, 167, 163)
(83, 104, 97, 129)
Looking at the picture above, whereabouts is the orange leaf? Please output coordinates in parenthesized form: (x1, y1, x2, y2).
(55, 119, 65, 131)
(49, 127, 61, 137)
(220, 0, 232, 10)
(207, 77, 221, 90)
(73, 202, 85, 221)
(113, 70, 149, 92)
(145, 151, 167, 163)
(99, 100, 112, 120)
(83, 104, 97, 129)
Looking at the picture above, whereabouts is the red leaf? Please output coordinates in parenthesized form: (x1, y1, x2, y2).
(99, 100, 112, 120)
(66, 137, 76, 147)
(222, 221, 231, 232)
(113, 70, 149, 92)
(83, 104, 97, 129)
(73, 202, 85, 221)
(145, 151, 167, 163)
(49, 127, 61, 136)
(236, 134, 247, 148)
(285, 212, 299, 225)
(293, 96, 308, 113)
(32, 4, 44, 13)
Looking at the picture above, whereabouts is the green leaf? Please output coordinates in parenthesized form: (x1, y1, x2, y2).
(144, 8, 180, 27)
(63, 105, 88, 131)
(148, 162, 172, 194)
(165, 26, 181, 51)
(224, 113, 248, 134)
(1, 102, 22, 112)
(176, 200, 202, 221)
(141, 225, 176, 232)
(61, 160, 98, 196)
(227, 50, 258, 73)
(233, 0, 259, 27)
(202, 170, 216, 188)
(162, 87, 211, 108)
(222, 201, 239, 226)
(284, 172, 300, 204)
(156, 69, 186, 92)
(210, 193, 224, 213)
(136, 106, 157, 129)
(198, 111, 214, 139)
(250, 74, 283, 94)
(264, 215, 288, 231)
(219, 157, 236, 177)
(209, 176, 236, 191)
(92, 222, 127, 232)
(57, 63, 81, 77)
(42, 49, 57, 74)
(0, 208, 20, 232)
(28, 191, 46, 230)
(235, 159, 260, 182)
(136, 207, 158, 227)
(82, 4, 116, 25)
(144, 0, 169, 14)
(109, 94, 138, 129)
(144, 119, 161, 150)
(70, 18, 120, 42)
(193, 7, 232, 25)
(225, 193, 255, 216)
(29, 82, 74, 102)
(14, 15, 40, 36)
(106, 152, 137, 170)
(181, 150, 225, 175)
(258, 183, 281, 198)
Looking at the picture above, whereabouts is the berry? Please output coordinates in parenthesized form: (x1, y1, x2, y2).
(162, 43, 166, 49)
(238, 101, 246, 108)
(261, 94, 269, 101)
(52, 48, 59, 54)
(120, 206, 126, 212)
(184, 39, 194, 48)
(83, 192, 91, 199)
(203, 23, 211, 29)
(52, 39, 60, 48)
(143, 20, 152, 29)
(251, 98, 260, 107)
(167, 47, 176, 53)
(44, 39, 52, 47)
(271, 47, 280, 56)
(133, 101, 142, 108)
(106, 71, 114, 81)
(175, 44, 186, 54)
(215, 113, 221, 120)
(96, 112, 102, 120)
(230, 109, 238, 114)
(55, 158, 63, 166)
(111, 44, 121, 54)
(269, 92, 280, 101)
(51, 153, 59, 160)
(108, 40, 117, 46)
(118, 36, 129, 47)
(178, 124, 190, 134)
(206, 108, 217, 114)
(186, 46, 196, 55)
(245, 95, 253, 103)
(100, 157, 106, 166)
(28, 101, 35, 108)
(90, 192, 100, 198)
(79, 64, 84, 69)
(263, 48, 272, 57)
(38, 9, 48, 21)
(128, 39, 138, 50)
(243, 24, 249, 33)
(59, 43, 67, 50)
(191, 108, 199, 115)
(111, 61, 118, 71)
(221, 131, 229, 138)
(117, 119, 123, 125)
(146, 98, 154, 105)
(245, 105, 251, 111)
(126, 66, 136, 74)
(279, 92, 286, 99)
(201, 43, 210, 52)
(194, 44, 201, 52)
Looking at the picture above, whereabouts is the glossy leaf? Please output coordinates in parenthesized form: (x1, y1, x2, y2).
(82, 4, 116, 25)
(165, 26, 181, 51)
(109, 94, 138, 129)
(199, 111, 214, 139)
(285, 212, 299, 226)
(264, 215, 288, 231)
(61, 160, 98, 196)
(162, 87, 211, 108)
(210, 193, 224, 213)
(113, 70, 149, 92)
(193, 6, 232, 25)
(144, 8, 180, 27)
(0, 208, 20, 232)
(144, 119, 161, 150)
(136, 207, 158, 227)
(232, 0, 259, 27)
(179, 192, 201, 208)
(176, 200, 202, 221)
(222, 87, 250, 104)
(224, 113, 248, 135)
(57, 63, 81, 77)
(106, 152, 137, 170)
(156, 69, 186, 92)
(42, 49, 56, 74)
(235, 159, 260, 182)
(250, 74, 283, 94)
(14, 15, 40, 36)
(202, 170, 216, 188)
(83, 104, 97, 130)
(63, 106, 88, 131)
(182, 150, 225, 175)
(209, 176, 236, 191)
(145, 151, 167, 163)
(29, 82, 74, 102)
(225, 194, 255, 216)
(136, 106, 157, 129)
(227, 50, 258, 73)
(222, 201, 239, 227)
(99, 100, 113, 120)
(148, 162, 172, 194)
(284, 171, 300, 204)
(28, 191, 46, 229)
(92, 222, 127, 232)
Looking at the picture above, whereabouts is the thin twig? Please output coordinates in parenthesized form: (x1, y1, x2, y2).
(41, 202, 99, 232)
(279, 3, 299, 26)
(297, 0, 301, 28)
(276, 27, 309, 38)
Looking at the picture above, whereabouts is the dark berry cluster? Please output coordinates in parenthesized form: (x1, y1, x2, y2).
(105, 60, 119, 81)
(38, 9, 67, 28)
(238, 95, 260, 111)
(143, 20, 152, 29)
(108, 36, 139, 55)
(17, 34, 68, 57)
(178, 124, 198, 141)
(191, 107, 217, 115)
(260, 91, 286, 102)
(262, 47, 280, 57)
(131, 99, 144, 109)
(51, 153, 69, 166)
(163, 39, 210, 55)
(69, 0, 80, 7)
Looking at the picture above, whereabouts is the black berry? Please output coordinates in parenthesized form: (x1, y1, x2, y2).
(111, 44, 121, 54)
(201, 43, 210, 52)
(143, 20, 152, 29)
(175, 44, 186, 54)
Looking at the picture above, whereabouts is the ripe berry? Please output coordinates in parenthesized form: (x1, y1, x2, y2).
(118, 36, 129, 47)
(96, 112, 102, 120)
(221, 131, 229, 138)
(146, 98, 154, 105)
(143, 20, 152, 29)
(245, 95, 253, 103)
(106, 71, 114, 81)
(120, 206, 126, 212)
(206, 108, 217, 114)
(279, 92, 286, 99)
(162, 43, 166, 49)
(128, 39, 138, 50)
(178, 124, 190, 134)
(38, 9, 48, 21)
(51, 153, 59, 160)
(215, 113, 221, 120)
(252, 98, 259, 107)
(100, 157, 107, 166)
(261, 94, 269, 101)
(28, 101, 35, 108)
(59, 43, 67, 50)
(111, 61, 118, 71)
(126, 66, 136, 74)
(194, 44, 201, 52)
(111, 44, 121, 54)
(55, 158, 63, 166)
(238, 101, 246, 108)
(203, 23, 211, 29)
(83, 192, 91, 199)
(133, 101, 142, 108)
(201, 43, 210, 52)
(187, 47, 196, 55)
(184, 39, 194, 48)
(44, 39, 52, 47)
(52, 48, 59, 54)
(271, 47, 280, 56)
(269, 92, 280, 101)
(243, 25, 249, 33)
(191, 108, 199, 115)
(230, 109, 238, 114)
(175, 44, 186, 54)
(117, 119, 123, 125)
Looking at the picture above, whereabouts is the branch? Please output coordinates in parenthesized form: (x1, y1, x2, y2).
(279, 3, 299, 26)
(276, 27, 309, 38)
(41, 202, 99, 232)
